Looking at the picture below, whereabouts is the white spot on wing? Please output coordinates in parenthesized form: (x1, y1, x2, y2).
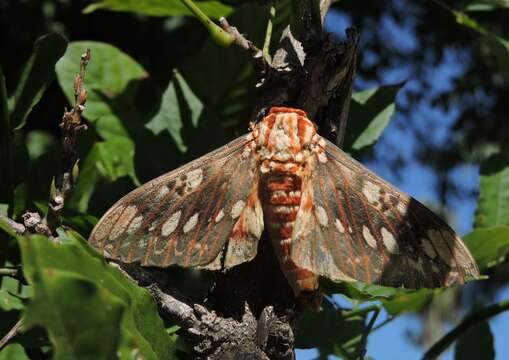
(155, 186, 169, 200)
(127, 215, 143, 235)
(183, 213, 199, 233)
(215, 209, 225, 223)
(245, 199, 264, 238)
(161, 211, 182, 236)
(362, 226, 377, 248)
(335, 218, 345, 233)
(396, 202, 407, 215)
(381, 227, 399, 254)
(231, 200, 245, 219)
(316, 206, 328, 227)
(185, 169, 203, 189)
(362, 181, 380, 204)
(317, 152, 327, 163)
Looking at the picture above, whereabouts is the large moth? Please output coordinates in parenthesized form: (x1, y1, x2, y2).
(89, 107, 479, 295)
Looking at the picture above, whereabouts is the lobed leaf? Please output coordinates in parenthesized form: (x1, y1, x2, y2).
(55, 42, 147, 206)
(451, 10, 509, 75)
(295, 301, 368, 358)
(0, 289, 24, 311)
(83, 0, 233, 20)
(464, 226, 509, 271)
(322, 280, 434, 316)
(475, 150, 509, 228)
(0, 344, 29, 360)
(145, 70, 203, 152)
(18, 232, 175, 359)
(344, 83, 403, 152)
(56, 41, 148, 122)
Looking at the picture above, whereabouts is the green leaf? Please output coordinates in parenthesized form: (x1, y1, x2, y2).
(0, 343, 29, 360)
(25, 131, 57, 161)
(56, 41, 148, 122)
(56, 42, 146, 202)
(464, 226, 509, 271)
(0, 65, 14, 213)
(182, 4, 266, 130)
(295, 301, 368, 358)
(83, 0, 233, 20)
(476, 150, 509, 228)
(96, 137, 138, 182)
(454, 320, 494, 360)
(145, 70, 203, 152)
(466, 0, 509, 11)
(18, 233, 175, 359)
(322, 280, 434, 316)
(452, 11, 509, 75)
(345, 83, 403, 152)
(10, 33, 68, 130)
(0, 289, 24, 311)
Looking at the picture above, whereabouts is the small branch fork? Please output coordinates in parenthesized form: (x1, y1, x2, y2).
(219, 17, 267, 71)
(147, 283, 293, 359)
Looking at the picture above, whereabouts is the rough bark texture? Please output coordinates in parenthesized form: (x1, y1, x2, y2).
(121, 2, 359, 358)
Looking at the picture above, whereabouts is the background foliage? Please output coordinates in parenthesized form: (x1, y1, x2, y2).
(1, 0, 509, 359)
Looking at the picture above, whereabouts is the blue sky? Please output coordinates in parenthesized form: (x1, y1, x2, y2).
(295, 6, 509, 360)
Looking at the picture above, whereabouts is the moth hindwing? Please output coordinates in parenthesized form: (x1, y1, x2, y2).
(90, 106, 479, 294)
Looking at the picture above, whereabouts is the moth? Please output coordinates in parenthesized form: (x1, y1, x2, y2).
(89, 107, 479, 295)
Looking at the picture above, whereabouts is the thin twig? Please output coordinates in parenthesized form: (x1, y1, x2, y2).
(0, 268, 18, 277)
(179, 0, 234, 46)
(371, 315, 395, 332)
(262, 6, 276, 63)
(219, 17, 267, 70)
(147, 284, 198, 329)
(354, 306, 380, 359)
(0, 214, 25, 235)
(45, 49, 90, 235)
(422, 300, 509, 360)
(0, 319, 23, 350)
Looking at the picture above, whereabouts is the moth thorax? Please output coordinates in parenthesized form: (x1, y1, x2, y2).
(254, 107, 318, 166)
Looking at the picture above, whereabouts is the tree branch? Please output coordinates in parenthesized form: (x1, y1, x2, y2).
(0, 319, 23, 350)
(0, 214, 25, 235)
(422, 300, 509, 360)
(0, 268, 19, 277)
(219, 17, 266, 70)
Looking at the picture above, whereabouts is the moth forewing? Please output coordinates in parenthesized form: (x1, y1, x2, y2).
(300, 139, 480, 289)
(89, 134, 263, 269)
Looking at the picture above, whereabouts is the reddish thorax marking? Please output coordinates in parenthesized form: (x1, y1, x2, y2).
(250, 107, 326, 295)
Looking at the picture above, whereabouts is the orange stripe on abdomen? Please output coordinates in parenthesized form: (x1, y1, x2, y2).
(262, 171, 318, 294)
